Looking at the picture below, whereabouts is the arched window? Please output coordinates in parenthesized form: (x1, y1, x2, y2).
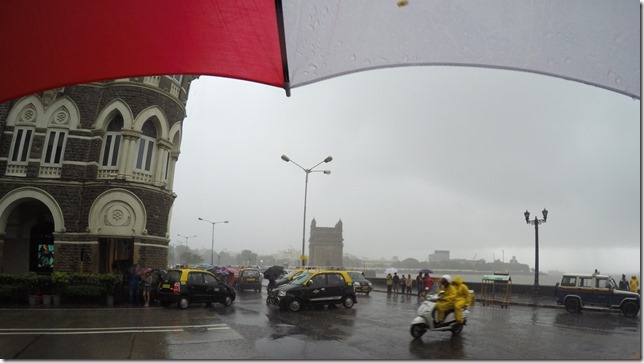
(41, 107, 71, 171)
(7, 105, 38, 176)
(135, 120, 156, 172)
(100, 116, 123, 168)
(9, 127, 34, 164)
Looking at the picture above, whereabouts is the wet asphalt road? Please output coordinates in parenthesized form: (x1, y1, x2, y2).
(0, 289, 640, 359)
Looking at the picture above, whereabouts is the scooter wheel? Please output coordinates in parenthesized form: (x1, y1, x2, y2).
(451, 323, 463, 336)
(410, 323, 427, 339)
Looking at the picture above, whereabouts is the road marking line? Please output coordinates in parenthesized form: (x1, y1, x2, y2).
(0, 324, 230, 335)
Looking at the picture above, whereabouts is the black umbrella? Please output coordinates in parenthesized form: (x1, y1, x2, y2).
(419, 268, 433, 274)
(264, 266, 285, 280)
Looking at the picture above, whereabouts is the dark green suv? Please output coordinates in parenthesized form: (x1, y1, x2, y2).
(157, 268, 236, 309)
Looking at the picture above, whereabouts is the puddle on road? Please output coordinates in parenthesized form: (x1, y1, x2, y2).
(255, 335, 366, 359)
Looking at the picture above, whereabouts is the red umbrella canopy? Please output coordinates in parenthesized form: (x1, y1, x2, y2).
(0, 0, 284, 103)
(0, 0, 639, 103)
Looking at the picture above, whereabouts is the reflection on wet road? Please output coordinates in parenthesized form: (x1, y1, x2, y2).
(0, 289, 639, 359)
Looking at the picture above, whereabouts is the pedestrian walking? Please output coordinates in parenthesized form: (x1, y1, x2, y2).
(421, 272, 433, 299)
(416, 272, 424, 296)
(386, 273, 393, 293)
(126, 264, 141, 306)
(392, 273, 400, 294)
(400, 275, 407, 294)
(630, 275, 639, 294)
(142, 271, 153, 307)
(406, 274, 413, 295)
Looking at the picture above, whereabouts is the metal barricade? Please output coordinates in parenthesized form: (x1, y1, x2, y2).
(480, 272, 512, 308)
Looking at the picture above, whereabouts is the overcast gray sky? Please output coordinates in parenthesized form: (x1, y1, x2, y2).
(169, 66, 640, 275)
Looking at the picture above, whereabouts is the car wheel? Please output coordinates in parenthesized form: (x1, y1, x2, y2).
(223, 296, 233, 306)
(564, 298, 580, 313)
(289, 299, 302, 312)
(622, 301, 639, 317)
(410, 323, 426, 339)
(178, 296, 189, 309)
(342, 296, 355, 308)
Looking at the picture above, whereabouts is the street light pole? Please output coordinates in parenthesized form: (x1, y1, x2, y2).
(524, 208, 548, 296)
(281, 154, 333, 268)
(177, 234, 197, 265)
(198, 217, 229, 266)
(217, 248, 227, 265)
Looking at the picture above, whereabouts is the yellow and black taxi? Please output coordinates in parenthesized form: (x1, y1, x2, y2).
(157, 268, 236, 309)
(273, 266, 328, 288)
(237, 267, 263, 292)
(267, 269, 357, 312)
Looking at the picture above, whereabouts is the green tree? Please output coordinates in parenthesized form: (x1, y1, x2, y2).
(180, 251, 203, 266)
(237, 249, 258, 266)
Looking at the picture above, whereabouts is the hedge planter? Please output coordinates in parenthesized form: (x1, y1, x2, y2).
(42, 295, 52, 305)
(28, 295, 39, 306)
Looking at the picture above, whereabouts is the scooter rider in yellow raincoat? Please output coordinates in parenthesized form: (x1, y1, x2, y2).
(434, 275, 456, 323)
(452, 276, 470, 324)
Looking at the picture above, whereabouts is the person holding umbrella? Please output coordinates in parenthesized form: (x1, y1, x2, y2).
(416, 272, 424, 296)
(386, 273, 393, 293)
(263, 266, 284, 293)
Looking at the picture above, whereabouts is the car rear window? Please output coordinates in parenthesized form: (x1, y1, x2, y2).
(242, 270, 260, 277)
(165, 270, 182, 283)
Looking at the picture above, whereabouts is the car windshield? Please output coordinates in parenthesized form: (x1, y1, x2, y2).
(348, 272, 367, 281)
(286, 270, 303, 279)
(290, 272, 314, 285)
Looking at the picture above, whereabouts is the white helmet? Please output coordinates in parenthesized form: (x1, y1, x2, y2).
(441, 274, 452, 284)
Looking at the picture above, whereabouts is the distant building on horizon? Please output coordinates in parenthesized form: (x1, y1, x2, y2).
(428, 250, 450, 262)
(308, 219, 343, 266)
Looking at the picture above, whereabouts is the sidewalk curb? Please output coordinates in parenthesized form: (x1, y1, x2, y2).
(370, 288, 558, 309)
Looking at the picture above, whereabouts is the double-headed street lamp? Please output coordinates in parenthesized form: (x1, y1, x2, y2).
(524, 208, 548, 295)
(177, 234, 197, 265)
(281, 154, 333, 267)
(198, 217, 229, 266)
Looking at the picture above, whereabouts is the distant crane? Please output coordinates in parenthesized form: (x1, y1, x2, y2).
(472, 254, 477, 261)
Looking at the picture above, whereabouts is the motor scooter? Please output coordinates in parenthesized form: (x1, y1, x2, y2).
(410, 294, 469, 338)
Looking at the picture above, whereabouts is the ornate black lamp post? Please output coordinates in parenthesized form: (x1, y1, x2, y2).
(524, 208, 548, 295)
